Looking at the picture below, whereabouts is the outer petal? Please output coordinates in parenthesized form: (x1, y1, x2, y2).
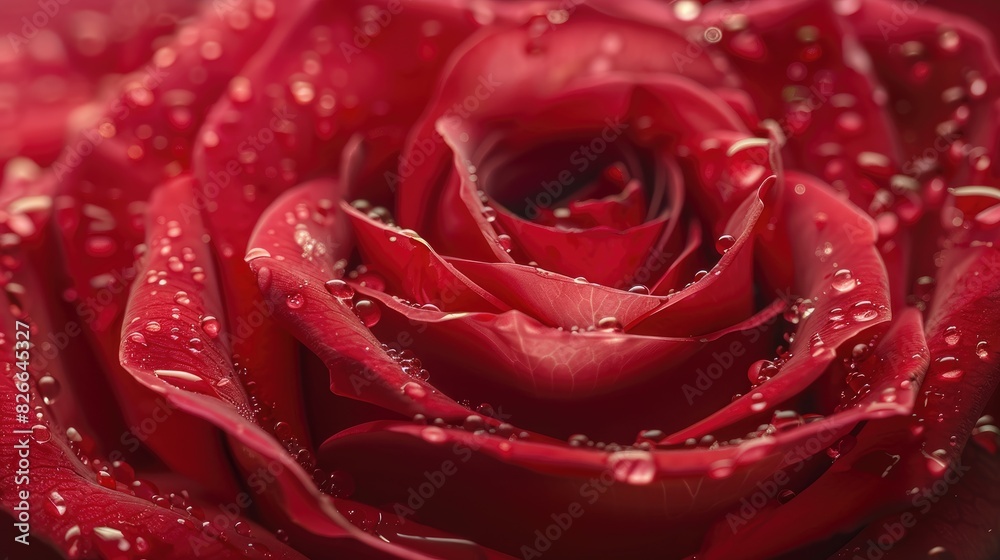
(697, 308, 929, 560)
(847, 0, 1000, 189)
(831, 442, 1000, 560)
(53, 0, 291, 488)
(0, 288, 305, 559)
(118, 175, 509, 559)
(0, 0, 197, 167)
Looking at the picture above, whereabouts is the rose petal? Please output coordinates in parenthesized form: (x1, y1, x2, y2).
(0, 295, 306, 559)
(317, 387, 916, 560)
(0, 0, 197, 166)
(354, 287, 796, 447)
(697, 308, 929, 560)
(344, 202, 510, 313)
(664, 173, 892, 442)
(119, 175, 487, 559)
(847, 0, 1000, 188)
(396, 8, 742, 280)
(830, 443, 1000, 560)
(444, 259, 667, 330)
(247, 180, 486, 425)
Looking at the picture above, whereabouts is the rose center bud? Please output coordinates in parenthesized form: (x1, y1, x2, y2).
(476, 130, 662, 232)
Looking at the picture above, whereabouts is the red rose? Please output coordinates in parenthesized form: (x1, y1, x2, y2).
(2, 0, 1000, 558)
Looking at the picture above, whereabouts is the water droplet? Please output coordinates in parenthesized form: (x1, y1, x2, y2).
(481, 206, 497, 222)
(628, 285, 650, 295)
(970, 77, 988, 98)
(200, 316, 220, 338)
(463, 414, 485, 431)
(234, 520, 253, 537)
(715, 234, 736, 254)
(420, 426, 447, 443)
(228, 76, 253, 103)
(977, 340, 990, 361)
(497, 234, 513, 253)
(355, 299, 381, 327)
(943, 326, 960, 346)
(153, 369, 216, 395)
(324, 279, 354, 299)
(879, 387, 898, 403)
(173, 291, 191, 306)
(673, 0, 701, 21)
(245, 247, 271, 262)
(771, 410, 803, 432)
(836, 111, 864, 135)
(65, 427, 82, 443)
(32, 424, 50, 443)
(926, 449, 950, 476)
(937, 355, 963, 380)
(85, 236, 117, 258)
(850, 301, 878, 322)
(748, 360, 778, 385)
(200, 40, 222, 60)
(783, 306, 800, 325)
(401, 382, 426, 399)
(165, 221, 182, 238)
(608, 450, 656, 485)
(927, 546, 955, 560)
(832, 269, 856, 292)
(597, 316, 623, 332)
(814, 212, 829, 229)
(290, 81, 315, 105)
(191, 266, 206, 284)
(37, 375, 60, 405)
(46, 491, 67, 517)
(708, 459, 735, 479)
(97, 470, 116, 489)
(286, 293, 304, 309)
(809, 333, 826, 357)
